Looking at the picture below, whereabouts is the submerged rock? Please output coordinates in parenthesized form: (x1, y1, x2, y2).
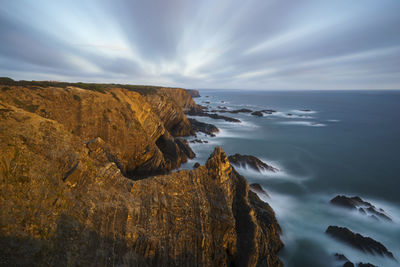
(189, 118, 219, 137)
(334, 253, 350, 262)
(228, 154, 278, 173)
(190, 139, 208, 144)
(325, 226, 395, 259)
(334, 253, 379, 267)
(261, 109, 277, 114)
(251, 111, 263, 117)
(358, 263, 378, 267)
(217, 108, 253, 114)
(187, 109, 241, 123)
(229, 108, 253, 114)
(330, 195, 392, 221)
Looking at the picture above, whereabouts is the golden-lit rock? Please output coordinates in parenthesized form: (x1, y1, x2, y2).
(0, 84, 282, 266)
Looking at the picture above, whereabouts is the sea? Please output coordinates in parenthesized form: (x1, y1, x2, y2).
(180, 89, 400, 267)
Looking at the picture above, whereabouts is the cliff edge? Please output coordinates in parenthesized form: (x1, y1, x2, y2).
(0, 81, 282, 266)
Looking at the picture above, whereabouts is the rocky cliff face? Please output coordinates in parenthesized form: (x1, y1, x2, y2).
(0, 85, 196, 178)
(0, 83, 282, 266)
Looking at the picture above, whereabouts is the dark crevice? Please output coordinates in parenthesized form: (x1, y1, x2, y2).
(62, 162, 79, 182)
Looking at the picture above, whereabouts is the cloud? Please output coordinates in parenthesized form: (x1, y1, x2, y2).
(0, 0, 399, 89)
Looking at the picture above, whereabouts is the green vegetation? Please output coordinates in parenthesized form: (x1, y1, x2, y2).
(0, 76, 176, 96)
(25, 104, 39, 113)
(73, 94, 81, 101)
(12, 98, 39, 113)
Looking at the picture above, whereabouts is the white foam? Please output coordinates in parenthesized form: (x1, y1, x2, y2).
(291, 109, 317, 114)
(327, 119, 340, 122)
(278, 121, 326, 127)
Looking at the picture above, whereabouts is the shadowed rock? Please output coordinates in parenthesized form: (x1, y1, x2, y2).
(189, 139, 208, 144)
(0, 101, 283, 266)
(218, 108, 253, 114)
(261, 109, 277, 114)
(189, 118, 219, 137)
(358, 263, 377, 267)
(250, 183, 270, 198)
(185, 89, 200, 98)
(228, 154, 278, 173)
(251, 111, 263, 117)
(330, 195, 392, 221)
(326, 226, 395, 259)
(188, 108, 241, 122)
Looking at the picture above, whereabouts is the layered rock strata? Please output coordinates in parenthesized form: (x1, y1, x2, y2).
(0, 83, 283, 266)
(0, 85, 196, 179)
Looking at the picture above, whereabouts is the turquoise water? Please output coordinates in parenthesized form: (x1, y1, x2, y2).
(181, 90, 400, 267)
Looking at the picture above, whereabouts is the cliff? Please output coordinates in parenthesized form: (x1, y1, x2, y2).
(0, 85, 196, 178)
(0, 81, 282, 266)
(185, 89, 201, 98)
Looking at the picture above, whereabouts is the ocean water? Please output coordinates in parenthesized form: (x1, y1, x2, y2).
(181, 89, 400, 267)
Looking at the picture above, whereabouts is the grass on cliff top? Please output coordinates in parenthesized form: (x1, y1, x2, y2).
(0, 77, 178, 96)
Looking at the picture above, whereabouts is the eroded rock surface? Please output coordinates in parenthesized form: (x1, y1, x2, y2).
(0, 85, 197, 179)
(0, 84, 283, 266)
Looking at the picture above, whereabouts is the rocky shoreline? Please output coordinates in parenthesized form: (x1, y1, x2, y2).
(0, 81, 283, 266)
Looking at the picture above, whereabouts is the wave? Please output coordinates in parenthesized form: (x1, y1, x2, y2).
(291, 109, 317, 114)
(278, 121, 326, 127)
(263, 192, 400, 267)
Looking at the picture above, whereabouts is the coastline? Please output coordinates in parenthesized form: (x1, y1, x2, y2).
(0, 81, 283, 266)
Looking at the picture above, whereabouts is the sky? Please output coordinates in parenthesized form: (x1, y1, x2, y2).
(0, 0, 399, 90)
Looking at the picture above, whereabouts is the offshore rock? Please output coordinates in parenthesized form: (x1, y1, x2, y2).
(189, 118, 219, 137)
(330, 195, 392, 221)
(187, 108, 241, 123)
(326, 226, 395, 259)
(228, 154, 279, 173)
(357, 263, 377, 267)
(185, 89, 200, 98)
(0, 102, 283, 266)
(251, 111, 264, 117)
(218, 108, 253, 114)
